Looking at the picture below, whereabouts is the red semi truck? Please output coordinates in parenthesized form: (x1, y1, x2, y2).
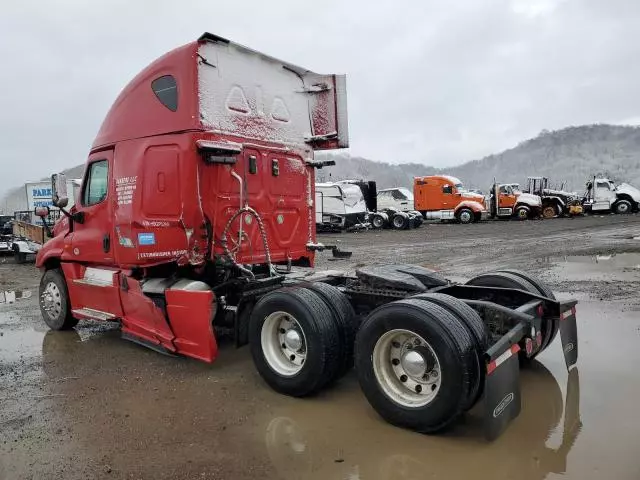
(36, 33, 578, 440)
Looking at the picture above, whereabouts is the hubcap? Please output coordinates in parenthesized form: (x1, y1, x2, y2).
(41, 281, 62, 320)
(393, 217, 403, 228)
(261, 312, 307, 377)
(372, 329, 442, 408)
(460, 211, 471, 223)
(618, 203, 629, 213)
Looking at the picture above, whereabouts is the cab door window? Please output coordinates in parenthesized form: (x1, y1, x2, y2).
(83, 160, 109, 206)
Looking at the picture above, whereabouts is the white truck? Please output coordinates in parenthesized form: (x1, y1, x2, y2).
(11, 179, 81, 262)
(583, 177, 640, 214)
(315, 182, 368, 231)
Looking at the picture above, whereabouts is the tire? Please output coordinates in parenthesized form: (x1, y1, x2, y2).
(411, 292, 489, 410)
(464, 271, 553, 360)
(371, 214, 385, 229)
(515, 206, 529, 220)
(614, 200, 632, 214)
(39, 268, 78, 330)
(456, 208, 473, 224)
(541, 204, 557, 219)
(495, 269, 560, 348)
(249, 287, 342, 397)
(392, 214, 408, 230)
(304, 282, 356, 383)
(355, 299, 477, 433)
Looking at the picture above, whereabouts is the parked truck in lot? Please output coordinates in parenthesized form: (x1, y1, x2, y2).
(489, 183, 542, 220)
(525, 177, 583, 218)
(582, 176, 640, 214)
(315, 182, 368, 231)
(35, 32, 578, 440)
(337, 181, 423, 230)
(414, 175, 488, 224)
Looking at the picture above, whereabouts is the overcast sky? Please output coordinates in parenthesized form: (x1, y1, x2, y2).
(1, 0, 640, 198)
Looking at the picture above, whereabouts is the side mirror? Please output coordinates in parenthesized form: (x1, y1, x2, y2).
(51, 173, 69, 208)
(35, 206, 50, 218)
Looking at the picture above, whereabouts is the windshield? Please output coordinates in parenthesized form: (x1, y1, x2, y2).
(397, 187, 414, 201)
(455, 183, 467, 193)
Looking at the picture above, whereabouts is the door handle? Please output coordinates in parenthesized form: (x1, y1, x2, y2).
(103, 234, 110, 253)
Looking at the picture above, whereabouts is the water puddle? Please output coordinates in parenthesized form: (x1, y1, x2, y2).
(0, 328, 45, 363)
(546, 252, 640, 282)
(254, 299, 640, 480)
(0, 289, 32, 304)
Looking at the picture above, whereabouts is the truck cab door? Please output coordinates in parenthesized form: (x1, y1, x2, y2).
(64, 150, 123, 319)
(594, 180, 616, 206)
(72, 153, 114, 264)
(442, 184, 453, 208)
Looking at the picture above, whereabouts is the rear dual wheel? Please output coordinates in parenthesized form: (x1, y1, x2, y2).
(465, 270, 558, 360)
(249, 284, 355, 397)
(355, 298, 481, 433)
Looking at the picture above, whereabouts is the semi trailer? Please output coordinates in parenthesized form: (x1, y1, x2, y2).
(35, 33, 578, 440)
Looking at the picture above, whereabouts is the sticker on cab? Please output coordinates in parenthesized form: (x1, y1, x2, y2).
(138, 232, 156, 246)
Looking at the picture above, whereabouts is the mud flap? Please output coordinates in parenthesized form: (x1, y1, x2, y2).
(559, 304, 578, 370)
(483, 345, 522, 441)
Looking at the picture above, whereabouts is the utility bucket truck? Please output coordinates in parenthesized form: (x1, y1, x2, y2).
(35, 33, 578, 440)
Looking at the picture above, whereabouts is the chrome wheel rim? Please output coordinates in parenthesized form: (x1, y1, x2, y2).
(459, 211, 472, 223)
(617, 203, 630, 213)
(373, 217, 384, 228)
(261, 312, 307, 376)
(393, 216, 404, 228)
(372, 329, 442, 408)
(41, 282, 62, 320)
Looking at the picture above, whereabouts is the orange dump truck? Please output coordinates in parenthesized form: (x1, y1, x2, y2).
(414, 175, 487, 224)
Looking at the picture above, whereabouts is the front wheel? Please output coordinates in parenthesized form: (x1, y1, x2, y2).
(457, 208, 474, 224)
(614, 200, 632, 214)
(515, 206, 530, 220)
(39, 269, 78, 330)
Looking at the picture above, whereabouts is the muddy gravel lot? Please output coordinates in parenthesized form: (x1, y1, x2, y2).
(1, 214, 640, 480)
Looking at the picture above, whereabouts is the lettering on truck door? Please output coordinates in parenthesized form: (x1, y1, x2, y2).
(65, 150, 123, 318)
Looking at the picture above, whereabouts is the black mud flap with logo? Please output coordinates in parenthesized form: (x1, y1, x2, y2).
(558, 301, 578, 370)
(483, 344, 522, 441)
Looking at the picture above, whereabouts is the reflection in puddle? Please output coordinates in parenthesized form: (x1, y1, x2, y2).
(0, 328, 45, 363)
(550, 252, 640, 267)
(263, 367, 582, 480)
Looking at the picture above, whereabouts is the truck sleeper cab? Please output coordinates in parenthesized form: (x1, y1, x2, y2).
(414, 175, 487, 224)
(36, 32, 578, 441)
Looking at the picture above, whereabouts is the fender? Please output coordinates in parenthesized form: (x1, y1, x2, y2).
(35, 234, 66, 269)
(455, 200, 485, 214)
(545, 195, 566, 207)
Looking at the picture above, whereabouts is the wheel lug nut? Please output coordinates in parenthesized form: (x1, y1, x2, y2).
(281, 343, 286, 349)
(431, 384, 437, 391)
(400, 375, 408, 382)
(415, 385, 422, 393)
(392, 341, 400, 348)
(406, 344, 413, 350)
(279, 328, 286, 334)
(414, 338, 421, 345)
(289, 354, 295, 361)
(391, 358, 400, 366)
